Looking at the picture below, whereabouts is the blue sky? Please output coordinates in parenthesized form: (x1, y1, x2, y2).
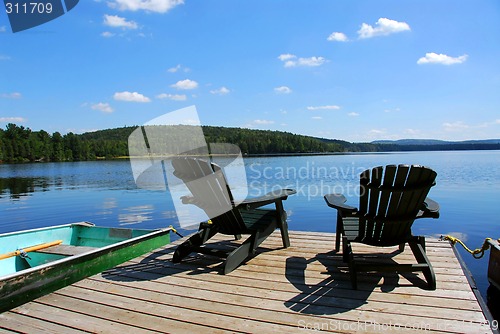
(1, 0, 499, 142)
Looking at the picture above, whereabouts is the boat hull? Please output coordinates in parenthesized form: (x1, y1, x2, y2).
(488, 239, 500, 291)
(0, 222, 171, 312)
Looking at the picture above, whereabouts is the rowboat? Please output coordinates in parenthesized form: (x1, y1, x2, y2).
(0, 222, 172, 312)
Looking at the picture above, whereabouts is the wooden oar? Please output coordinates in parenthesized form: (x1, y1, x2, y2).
(0, 240, 63, 260)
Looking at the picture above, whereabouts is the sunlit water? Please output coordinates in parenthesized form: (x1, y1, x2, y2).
(1, 151, 499, 314)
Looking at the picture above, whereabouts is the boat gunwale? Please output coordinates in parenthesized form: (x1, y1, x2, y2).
(0, 221, 95, 238)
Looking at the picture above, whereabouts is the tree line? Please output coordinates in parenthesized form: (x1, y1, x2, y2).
(0, 123, 128, 163)
(0, 123, 349, 163)
(2, 123, 498, 163)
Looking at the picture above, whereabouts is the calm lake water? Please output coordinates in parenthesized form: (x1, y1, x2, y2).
(1, 151, 499, 314)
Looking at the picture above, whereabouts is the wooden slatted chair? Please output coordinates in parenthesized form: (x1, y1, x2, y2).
(171, 157, 295, 274)
(324, 164, 440, 289)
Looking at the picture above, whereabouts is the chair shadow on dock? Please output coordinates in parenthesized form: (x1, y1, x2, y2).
(284, 249, 431, 315)
(101, 238, 281, 282)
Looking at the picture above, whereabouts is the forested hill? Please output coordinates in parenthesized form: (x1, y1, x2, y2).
(0, 123, 355, 163)
(1, 123, 499, 163)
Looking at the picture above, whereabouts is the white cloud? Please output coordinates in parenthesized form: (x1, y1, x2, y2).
(417, 53, 468, 65)
(278, 54, 295, 61)
(441, 119, 500, 137)
(312, 116, 323, 120)
(0, 26, 6, 33)
(0, 117, 26, 123)
(274, 86, 292, 94)
(347, 112, 359, 117)
(91, 102, 114, 113)
(404, 128, 421, 136)
(253, 119, 275, 125)
(278, 54, 327, 68)
(113, 91, 151, 102)
(167, 64, 190, 73)
(101, 31, 116, 38)
(443, 121, 469, 132)
(156, 93, 187, 101)
(368, 129, 386, 136)
(288, 57, 326, 68)
(171, 79, 198, 90)
(167, 65, 181, 73)
(307, 105, 341, 111)
(210, 87, 230, 95)
(327, 32, 348, 42)
(108, 0, 184, 13)
(0, 55, 11, 61)
(358, 18, 410, 39)
(103, 15, 138, 29)
(1, 92, 22, 99)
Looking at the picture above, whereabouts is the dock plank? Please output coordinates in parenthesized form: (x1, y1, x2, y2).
(1, 231, 493, 334)
(0, 312, 84, 334)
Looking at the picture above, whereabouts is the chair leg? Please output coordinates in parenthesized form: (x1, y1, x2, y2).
(399, 243, 405, 252)
(335, 213, 342, 252)
(409, 237, 436, 290)
(172, 225, 217, 263)
(343, 236, 357, 289)
(224, 241, 253, 274)
(224, 221, 276, 274)
(275, 200, 290, 248)
(342, 235, 352, 263)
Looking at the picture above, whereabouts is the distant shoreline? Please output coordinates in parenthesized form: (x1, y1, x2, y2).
(2, 148, 500, 165)
(1, 123, 499, 164)
(82, 148, 500, 160)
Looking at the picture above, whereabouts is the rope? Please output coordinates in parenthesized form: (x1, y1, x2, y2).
(441, 235, 500, 259)
(168, 225, 184, 238)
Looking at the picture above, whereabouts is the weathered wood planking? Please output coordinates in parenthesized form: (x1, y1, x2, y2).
(0, 231, 493, 334)
(36, 244, 98, 256)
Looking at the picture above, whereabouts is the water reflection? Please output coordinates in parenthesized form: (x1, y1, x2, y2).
(0, 177, 50, 199)
(97, 198, 118, 216)
(118, 205, 154, 226)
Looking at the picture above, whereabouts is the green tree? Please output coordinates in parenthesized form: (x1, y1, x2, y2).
(52, 131, 65, 161)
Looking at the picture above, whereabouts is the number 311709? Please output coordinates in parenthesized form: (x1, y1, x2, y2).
(5, 2, 53, 14)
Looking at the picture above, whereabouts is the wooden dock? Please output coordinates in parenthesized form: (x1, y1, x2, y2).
(0, 231, 495, 333)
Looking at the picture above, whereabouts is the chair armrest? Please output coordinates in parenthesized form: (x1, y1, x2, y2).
(417, 197, 440, 219)
(324, 193, 358, 214)
(240, 188, 296, 210)
(180, 195, 196, 205)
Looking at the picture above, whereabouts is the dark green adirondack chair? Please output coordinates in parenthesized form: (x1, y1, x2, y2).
(324, 164, 440, 289)
(171, 157, 295, 274)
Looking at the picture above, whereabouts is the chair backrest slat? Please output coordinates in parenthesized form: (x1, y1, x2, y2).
(358, 169, 371, 238)
(171, 157, 246, 234)
(357, 164, 436, 246)
(365, 166, 384, 239)
(372, 164, 397, 239)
